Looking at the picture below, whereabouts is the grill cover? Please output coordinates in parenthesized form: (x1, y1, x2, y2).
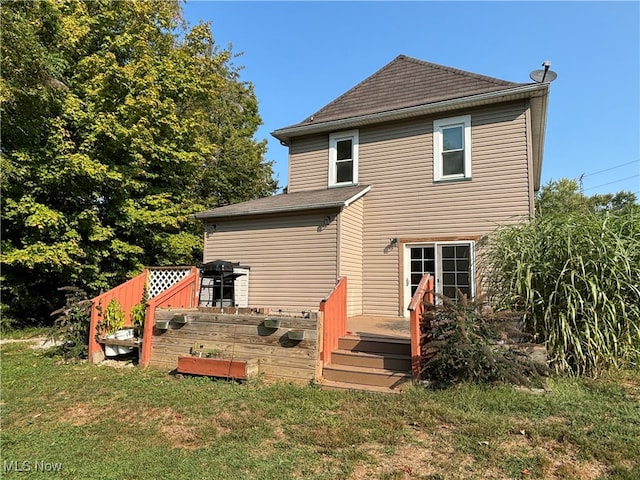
(199, 260, 235, 275)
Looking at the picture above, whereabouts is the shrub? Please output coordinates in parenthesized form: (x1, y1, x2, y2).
(421, 293, 548, 388)
(481, 209, 640, 375)
(49, 287, 91, 359)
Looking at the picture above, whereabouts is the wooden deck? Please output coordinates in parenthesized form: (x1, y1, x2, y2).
(346, 315, 409, 338)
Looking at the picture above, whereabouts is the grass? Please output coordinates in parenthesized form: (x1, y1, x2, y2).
(1, 339, 639, 479)
(0, 326, 50, 340)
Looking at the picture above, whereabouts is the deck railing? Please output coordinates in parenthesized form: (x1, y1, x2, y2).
(407, 274, 435, 380)
(319, 277, 347, 366)
(88, 266, 197, 364)
(88, 271, 149, 362)
(139, 267, 199, 367)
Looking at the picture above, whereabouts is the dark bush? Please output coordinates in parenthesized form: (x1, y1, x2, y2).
(421, 293, 548, 388)
(49, 287, 91, 359)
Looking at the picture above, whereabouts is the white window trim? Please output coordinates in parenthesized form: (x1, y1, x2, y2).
(433, 115, 472, 182)
(328, 129, 359, 187)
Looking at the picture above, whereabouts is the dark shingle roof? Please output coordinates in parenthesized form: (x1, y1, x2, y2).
(282, 55, 523, 129)
(194, 185, 370, 220)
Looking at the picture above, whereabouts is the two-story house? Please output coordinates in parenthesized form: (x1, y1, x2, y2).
(195, 55, 549, 325)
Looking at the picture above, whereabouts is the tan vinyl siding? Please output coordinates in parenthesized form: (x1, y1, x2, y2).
(203, 210, 338, 311)
(338, 197, 364, 316)
(221, 101, 535, 317)
(356, 102, 532, 315)
(288, 135, 328, 192)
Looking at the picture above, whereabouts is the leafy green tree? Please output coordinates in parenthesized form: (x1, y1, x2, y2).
(1, 0, 277, 327)
(535, 178, 638, 216)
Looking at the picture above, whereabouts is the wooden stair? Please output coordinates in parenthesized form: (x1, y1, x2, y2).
(321, 334, 412, 394)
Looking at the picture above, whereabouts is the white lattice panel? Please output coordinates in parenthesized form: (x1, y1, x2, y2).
(148, 267, 192, 298)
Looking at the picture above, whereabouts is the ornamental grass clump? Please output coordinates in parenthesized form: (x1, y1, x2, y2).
(481, 209, 640, 375)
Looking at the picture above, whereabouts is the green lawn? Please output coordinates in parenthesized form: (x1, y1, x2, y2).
(1, 340, 639, 479)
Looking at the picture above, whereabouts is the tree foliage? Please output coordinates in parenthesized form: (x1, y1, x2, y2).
(482, 180, 640, 375)
(535, 178, 638, 216)
(1, 0, 278, 327)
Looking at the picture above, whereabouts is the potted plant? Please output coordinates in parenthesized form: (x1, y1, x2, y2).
(130, 283, 148, 338)
(130, 302, 146, 338)
(97, 298, 126, 357)
(205, 349, 222, 358)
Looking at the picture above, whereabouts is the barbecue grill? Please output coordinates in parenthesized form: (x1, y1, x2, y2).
(198, 260, 247, 307)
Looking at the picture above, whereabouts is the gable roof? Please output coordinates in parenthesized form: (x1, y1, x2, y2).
(272, 54, 550, 190)
(194, 185, 370, 220)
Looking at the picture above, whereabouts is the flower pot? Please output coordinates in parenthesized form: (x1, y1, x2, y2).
(172, 314, 189, 324)
(114, 328, 134, 353)
(287, 330, 304, 341)
(156, 320, 170, 330)
(104, 345, 119, 356)
(263, 318, 280, 329)
(114, 328, 134, 340)
(104, 334, 118, 357)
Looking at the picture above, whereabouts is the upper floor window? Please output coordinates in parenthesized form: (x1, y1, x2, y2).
(329, 130, 359, 187)
(433, 115, 472, 182)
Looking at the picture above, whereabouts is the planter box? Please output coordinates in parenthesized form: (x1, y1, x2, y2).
(263, 318, 281, 329)
(287, 330, 304, 341)
(172, 314, 190, 324)
(156, 320, 170, 330)
(176, 356, 258, 380)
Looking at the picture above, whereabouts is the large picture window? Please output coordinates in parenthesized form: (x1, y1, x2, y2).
(329, 130, 359, 187)
(433, 115, 472, 181)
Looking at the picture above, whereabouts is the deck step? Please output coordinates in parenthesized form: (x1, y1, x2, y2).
(322, 363, 412, 389)
(320, 379, 405, 394)
(331, 349, 411, 371)
(338, 334, 411, 356)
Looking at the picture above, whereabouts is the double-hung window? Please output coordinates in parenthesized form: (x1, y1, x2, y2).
(433, 115, 472, 181)
(329, 130, 359, 187)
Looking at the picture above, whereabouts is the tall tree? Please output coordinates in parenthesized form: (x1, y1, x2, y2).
(1, 0, 278, 327)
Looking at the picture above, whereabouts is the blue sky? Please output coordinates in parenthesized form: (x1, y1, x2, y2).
(183, 1, 640, 197)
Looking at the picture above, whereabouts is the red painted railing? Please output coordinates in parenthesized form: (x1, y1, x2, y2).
(319, 277, 347, 366)
(88, 266, 199, 365)
(88, 271, 149, 362)
(408, 274, 435, 380)
(139, 267, 199, 367)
